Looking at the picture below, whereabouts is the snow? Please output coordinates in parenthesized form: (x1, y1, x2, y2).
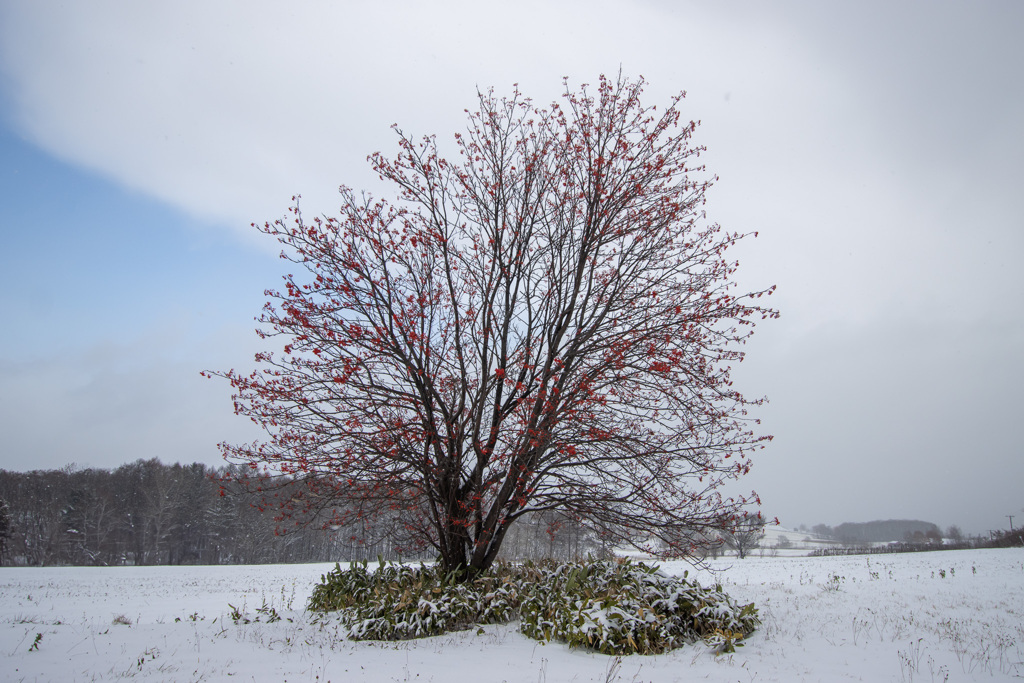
(3, 548, 1022, 682)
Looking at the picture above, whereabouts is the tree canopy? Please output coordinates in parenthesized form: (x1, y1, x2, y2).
(209, 75, 777, 575)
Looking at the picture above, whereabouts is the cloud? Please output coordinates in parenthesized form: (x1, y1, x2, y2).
(13, 0, 1012, 325)
(0, 1, 633, 234)
(0, 1, 826, 233)
(0, 317, 263, 472)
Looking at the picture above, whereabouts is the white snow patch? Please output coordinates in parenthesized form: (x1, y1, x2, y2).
(2, 549, 1022, 681)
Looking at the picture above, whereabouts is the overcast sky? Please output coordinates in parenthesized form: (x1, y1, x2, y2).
(1, 0, 1021, 535)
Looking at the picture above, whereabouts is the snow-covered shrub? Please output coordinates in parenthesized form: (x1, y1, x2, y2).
(307, 558, 758, 654)
(308, 560, 519, 640)
(517, 558, 759, 655)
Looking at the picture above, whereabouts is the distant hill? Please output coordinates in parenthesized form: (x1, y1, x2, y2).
(833, 519, 940, 544)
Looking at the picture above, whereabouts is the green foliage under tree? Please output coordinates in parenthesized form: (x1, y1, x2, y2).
(308, 557, 759, 655)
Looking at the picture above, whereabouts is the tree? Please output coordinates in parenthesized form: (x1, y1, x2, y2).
(811, 524, 834, 539)
(209, 75, 777, 577)
(0, 498, 10, 564)
(721, 513, 765, 559)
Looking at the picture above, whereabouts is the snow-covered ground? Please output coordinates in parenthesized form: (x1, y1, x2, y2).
(2, 548, 1022, 682)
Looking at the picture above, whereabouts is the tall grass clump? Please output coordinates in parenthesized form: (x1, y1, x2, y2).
(308, 557, 759, 655)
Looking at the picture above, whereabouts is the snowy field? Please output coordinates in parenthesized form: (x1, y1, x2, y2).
(3, 548, 1022, 682)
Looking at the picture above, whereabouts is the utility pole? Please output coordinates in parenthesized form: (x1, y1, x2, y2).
(1009, 515, 1015, 532)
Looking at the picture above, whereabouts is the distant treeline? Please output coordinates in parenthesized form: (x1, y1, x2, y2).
(810, 519, 944, 544)
(0, 460, 379, 566)
(804, 518, 1023, 557)
(809, 529, 1023, 557)
(0, 460, 603, 567)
